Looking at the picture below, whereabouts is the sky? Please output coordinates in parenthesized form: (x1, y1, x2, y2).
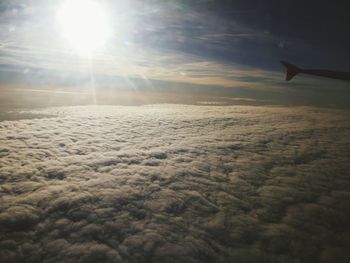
(0, 0, 350, 107)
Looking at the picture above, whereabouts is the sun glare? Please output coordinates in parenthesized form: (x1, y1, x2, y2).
(57, 0, 111, 54)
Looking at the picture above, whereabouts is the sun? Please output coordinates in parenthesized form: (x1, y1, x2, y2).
(57, 0, 111, 54)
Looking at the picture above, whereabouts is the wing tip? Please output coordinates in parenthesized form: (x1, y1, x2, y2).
(280, 60, 300, 81)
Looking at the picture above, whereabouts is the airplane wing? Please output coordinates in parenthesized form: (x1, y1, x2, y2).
(281, 61, 350, 82)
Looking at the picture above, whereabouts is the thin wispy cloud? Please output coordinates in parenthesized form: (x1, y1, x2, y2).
(0, 0, 350, 108)
(0, 40, 281, 89)
(0, 0, 287, 89)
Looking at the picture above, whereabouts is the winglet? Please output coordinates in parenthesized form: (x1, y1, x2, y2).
(280, 61, 301, 81)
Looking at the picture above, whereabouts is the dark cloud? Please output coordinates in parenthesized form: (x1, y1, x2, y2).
(0, 105, 350, 262)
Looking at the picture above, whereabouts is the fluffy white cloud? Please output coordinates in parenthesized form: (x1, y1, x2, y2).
(0, 105, 350, 262)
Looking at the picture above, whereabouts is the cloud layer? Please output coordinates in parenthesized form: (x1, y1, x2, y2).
(1, 105, 350, 262)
